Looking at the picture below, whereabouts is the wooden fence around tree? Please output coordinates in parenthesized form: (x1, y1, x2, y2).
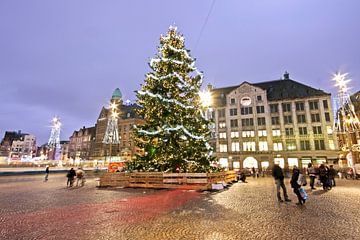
(99, 171, 237, 190)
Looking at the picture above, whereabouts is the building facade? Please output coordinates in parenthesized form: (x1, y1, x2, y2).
(210, 72, 339, 170)
(9, 134, 37, 160)
(90, 88, 144, 161)
(68, 127, 96, 160)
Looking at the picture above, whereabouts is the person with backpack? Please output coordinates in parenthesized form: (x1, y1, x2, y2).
(290, 166, 306, 205)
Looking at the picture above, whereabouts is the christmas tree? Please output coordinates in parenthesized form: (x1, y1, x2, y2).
(133, 26, 214, 173)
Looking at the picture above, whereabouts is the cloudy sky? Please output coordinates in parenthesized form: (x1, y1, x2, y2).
(0, 0, 359, 144)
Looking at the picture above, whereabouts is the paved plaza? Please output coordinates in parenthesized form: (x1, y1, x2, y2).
(1, 174, 360, 240)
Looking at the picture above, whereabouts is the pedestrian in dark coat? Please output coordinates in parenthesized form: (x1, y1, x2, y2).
(319, 164, 330, 190)
(329, 165, 337, 187)
(67, 168, 76, 187)
(44, 166, 50, 182)
(290, 167, 305, 205)
(272, 164, 291, 202)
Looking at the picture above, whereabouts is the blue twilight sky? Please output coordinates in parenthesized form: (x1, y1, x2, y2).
(0, 0, 359, 144)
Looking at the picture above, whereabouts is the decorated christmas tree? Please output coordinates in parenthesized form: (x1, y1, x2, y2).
(133, 26, 214, 173)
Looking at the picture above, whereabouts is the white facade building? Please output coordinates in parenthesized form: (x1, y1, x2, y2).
(210, 73, 338, 171)
(10, 134, 36, 160)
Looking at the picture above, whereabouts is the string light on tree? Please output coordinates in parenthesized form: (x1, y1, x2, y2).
(132, 25, 216, 173)
(103, 101, 120, 162)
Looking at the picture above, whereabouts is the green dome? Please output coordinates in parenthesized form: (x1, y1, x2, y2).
(111, 88, 122, 100)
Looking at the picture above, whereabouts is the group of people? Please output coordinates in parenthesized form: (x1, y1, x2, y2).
(272, 163, 337, 206)
(308, 163, 337, 190)
(66, 167, 85, 187)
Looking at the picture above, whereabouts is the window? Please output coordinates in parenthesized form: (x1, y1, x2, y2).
(230, 119, 238, 128)
(256, 106, 265, 114)
(272, 129, 281, 136)
(323, 100, 329, 109)
(230, 108, 237, 116)
(258, 130, 267, 137)
(314, 139, 325, 150)
(325, 112, 330, 122)
(284, 115, 293, 124)
(243, 142, 256, 151)
(259, 141, 268, 151)
(295, 102, 305, 111)
(257, 95, 262, 101)
(241, 118, 254, 126)
(313, 126, 322, 134)
(285, 128, 294, 136)
(241, 107, 253, 115)
(242, 131, 255, 137)
(230, 98, 236, 105)
(231, 131, 239, 138)
(329, 140, 335, 150)
(297, 114, 306, 123)
(219, 144, 228, 152)
(311, 114, 320, 122)
(257, 117, 266, 126)
(327, 126, 333, 134)
(218, 109, 225, 118)
(309, 101, 319, 110)
(219, 122, 226, 128)
(219, 132, 227, 139)
(286, 141, 296, 150)
(273, 142, 283, 151)
(299, 127, 308, 135)
(231, 142, 240, 152)
(271, 117, 280, 125)
(300, 140, 311, 150)
(282, 103, 291, 112)
(270, 104, 278, 113)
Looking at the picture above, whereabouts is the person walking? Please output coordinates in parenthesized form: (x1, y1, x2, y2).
(67, 168, 76, 187)
(329, 165, 337, 187)
(252, 167, 256, 178)
(76, 168, 85, 187)
(307, 163, 316, 190)
(319, 164, 329, 190)
(44, 165, 50, 182)
(272, 164, 291, 202)
(290, 167, 305, 205)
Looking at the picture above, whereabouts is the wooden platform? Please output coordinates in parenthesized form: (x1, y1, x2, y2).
(99, 171, 237, 190)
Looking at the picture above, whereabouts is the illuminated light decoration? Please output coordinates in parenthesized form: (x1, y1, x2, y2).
(332, 71, 360, 133)
(199, 90, 212, 108)
(332, 71, 360, 172)
(138, 90, 194, 109)
(48, 116, 61, 160)
(133, 25, 214, 172)
(103, 102, 120, 145)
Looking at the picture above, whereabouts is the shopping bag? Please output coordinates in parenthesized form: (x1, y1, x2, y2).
(299, 188, 308, 200)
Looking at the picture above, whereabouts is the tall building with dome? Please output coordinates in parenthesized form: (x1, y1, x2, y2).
(89, 88, 144, 161)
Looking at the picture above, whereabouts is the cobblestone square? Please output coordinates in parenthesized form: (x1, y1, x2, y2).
(1, 174, 360, 240)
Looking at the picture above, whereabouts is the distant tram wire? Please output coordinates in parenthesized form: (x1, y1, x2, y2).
(194, 0, 216, 52)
